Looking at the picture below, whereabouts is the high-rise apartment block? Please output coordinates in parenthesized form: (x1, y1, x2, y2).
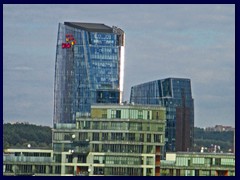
(52, 104, 166, 176)
(130, 78, 194, 152)
(54, 22, 125, 124)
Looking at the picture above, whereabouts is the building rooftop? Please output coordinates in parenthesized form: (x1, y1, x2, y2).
(167, 152, 235, 157)
(131, 77, 191, 88)
(64, 22, 113, 33)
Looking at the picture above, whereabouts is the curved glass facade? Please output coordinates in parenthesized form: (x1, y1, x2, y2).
(130, 78, 194, 152)
(54, 22, 125, 124)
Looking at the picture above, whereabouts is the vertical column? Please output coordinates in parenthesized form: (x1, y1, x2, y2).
(52, 165, 55, 175)
(143, 156, 147, 176)
(32, 165, 36, 175)
(61, 153, 66, 175)
(46, 165, 49, 174)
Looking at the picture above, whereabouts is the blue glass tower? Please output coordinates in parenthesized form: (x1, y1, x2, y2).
(54, 22, 125, 124)
(130, 78, 194, 152)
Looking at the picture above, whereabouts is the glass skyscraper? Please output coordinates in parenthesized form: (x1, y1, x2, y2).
(54, 22, 125, 124)
(130, 78, 194, 152)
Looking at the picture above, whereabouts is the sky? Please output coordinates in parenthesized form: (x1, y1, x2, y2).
(3, 4, 235, 128)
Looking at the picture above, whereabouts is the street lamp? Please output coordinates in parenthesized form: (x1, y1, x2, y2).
(68, 149, 74, 154)
(88, 165, 92, 176)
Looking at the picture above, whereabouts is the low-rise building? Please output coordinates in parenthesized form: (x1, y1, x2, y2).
(3, 148, 55, 176)
(205, 125, 234, 132)
(160, 152, 235, 176)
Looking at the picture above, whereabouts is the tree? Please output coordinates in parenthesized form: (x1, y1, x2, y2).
(3, 123, 52, 150)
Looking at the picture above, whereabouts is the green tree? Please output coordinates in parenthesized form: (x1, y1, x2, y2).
(3, 123, 52, 150)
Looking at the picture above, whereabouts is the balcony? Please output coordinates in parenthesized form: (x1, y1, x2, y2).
(74, 146, 90, 154)
(3, 155, 53, 163)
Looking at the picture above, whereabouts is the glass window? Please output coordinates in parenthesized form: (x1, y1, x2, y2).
(138, 110, 143, 119)
(195, 170, 199, 176)
(156, 111, 159, 119)
(116, 110, 121, 118)
(146, 157, 153, 165)
(146, 145, 153, 153)
(147, 134, 151, 142)
(111, 110, 116, 118)
(139, 134, 144, 142)
(215, 158, 221, 166)
(92, 121, 99, 129)
(102, 133, 108, 141)
(154, 134, 160, 143)
(92, 133, 99, 141)
(102, 121, 108, 129)
(176, 169, 180, 176)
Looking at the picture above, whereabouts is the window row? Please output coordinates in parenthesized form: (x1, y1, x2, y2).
(78, 120, 164, 132)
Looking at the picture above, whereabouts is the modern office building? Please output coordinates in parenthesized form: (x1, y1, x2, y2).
(160, 152, 235, 176)
(52, 104, 166, 176)
(54, 22, 125, 124)
(130, 78, 194, 152)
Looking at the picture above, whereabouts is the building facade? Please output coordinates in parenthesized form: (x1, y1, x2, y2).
(3, 149, 55, 176)
(54, 22, 125, 124)
(3, 150, 235, 176)
(130, 78, 194, 152)
(160, 152, 235, 176)
(52, 104, 166, 176)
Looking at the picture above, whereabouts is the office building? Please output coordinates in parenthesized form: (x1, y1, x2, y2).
(130, 78, 194, 152)
(54, 22, 125, 124)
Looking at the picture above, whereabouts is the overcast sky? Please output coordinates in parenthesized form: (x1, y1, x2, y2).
(3, 4, 235, 128)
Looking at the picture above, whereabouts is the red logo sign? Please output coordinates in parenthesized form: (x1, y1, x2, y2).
(62, 34, 76, 49)
(62, 43, 71, 48)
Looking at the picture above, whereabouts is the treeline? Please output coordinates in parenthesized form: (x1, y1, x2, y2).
(3, 122, 52, 149)
(3, 123, 234, 153)
(194, 127, 234, 153)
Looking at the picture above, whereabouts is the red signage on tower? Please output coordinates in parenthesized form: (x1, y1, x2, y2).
(62, 34, 76, 49)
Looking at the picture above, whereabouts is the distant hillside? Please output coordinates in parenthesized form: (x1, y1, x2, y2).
(3, 123, 234, 153)
(194, 127, 234, 153)
(3, 122, 52, 149)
